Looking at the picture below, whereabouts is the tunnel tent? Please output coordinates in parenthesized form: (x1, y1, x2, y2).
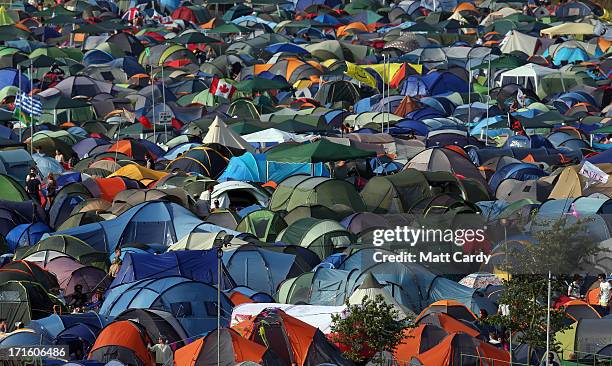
(0, 280, 63, 332)
(16, 234, 108, 270)
(276, 217, 355, 259)
(236, 209, 287, 242)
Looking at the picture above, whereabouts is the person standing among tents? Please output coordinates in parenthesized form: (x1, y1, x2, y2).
(45, 174, 57, 207)
(567, 274, 583, 300)
(109, 248, 123, 278)
(25, 167, 42, 204)
(148, 336, 173, 366)
(599, 276, 612, 315)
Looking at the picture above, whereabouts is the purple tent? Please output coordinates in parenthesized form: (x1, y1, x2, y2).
(44, 256, 110, 296)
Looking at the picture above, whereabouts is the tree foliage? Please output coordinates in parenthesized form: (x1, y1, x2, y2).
(501, 216, 602, 275)
(330, 294, 413, 366)
(487, 217, 601, 358)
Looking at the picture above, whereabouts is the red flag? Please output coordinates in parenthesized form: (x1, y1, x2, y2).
(171, 117, 183, 130)
(210, 77, 236, 99)
(138, 115, 152, 129)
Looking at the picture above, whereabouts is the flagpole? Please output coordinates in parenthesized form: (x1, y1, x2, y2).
(546, 271, 551, 366)
(29, 65, 33, 155)
(17, 66, 21, 142)
(150, 65, 156, 140)
(161, 63, 167, 144)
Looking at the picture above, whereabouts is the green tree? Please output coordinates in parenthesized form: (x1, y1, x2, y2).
(487, 217, 604, 360)
(330, 294, 413, 366)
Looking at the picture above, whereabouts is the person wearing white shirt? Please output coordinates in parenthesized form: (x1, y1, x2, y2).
(599, 277, 612, 315)
(148, 337, 173, 366)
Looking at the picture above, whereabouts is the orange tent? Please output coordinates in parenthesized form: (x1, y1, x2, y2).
(563, 299, 602, 321)
(94, 177, 128, 202)
(408, 333, 510, 366)
(415, 312, 480, 337)
(336, 22, 374, 36)
(454, 2, 478, 13)
(89, 320, 154, 366)
(229, 291, 255, 306)
(586, 287, 600, 305)
(175, 328, 272, 366)
(416, 300, 478, 323)
(395, 324, 450, 361)
(233, 309, 350, 366)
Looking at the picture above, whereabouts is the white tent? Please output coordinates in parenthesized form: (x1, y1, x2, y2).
(499, 63, 559, 97)
(242, 128, 309, 147)
(500, 30, 540, 56)
(211, 181, 270, 209)
(203, 116, 255, 152)
(348, 273, 416, 320)
(231, 303, 347, 334)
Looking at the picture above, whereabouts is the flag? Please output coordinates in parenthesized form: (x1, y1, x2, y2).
(138, 115, 152, 129)
(171, 117, 184, 130)
(210, 78, 236, 99)
(14, 93, 41, 126)
(122, 7, 139, 21)
(508, 113, 526, 136)
(344, 62, 377, 89)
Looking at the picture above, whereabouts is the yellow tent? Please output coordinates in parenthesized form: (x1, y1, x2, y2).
(541, 23, 594, 37)
(555, 322, 577, 360)
(0, 7, 15, 26)
(108, 164, 168, 186)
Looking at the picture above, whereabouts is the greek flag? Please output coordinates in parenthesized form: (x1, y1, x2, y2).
(15, 93, 42, 117)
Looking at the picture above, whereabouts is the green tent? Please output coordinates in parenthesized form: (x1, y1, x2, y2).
(0, 281, 64, 332)
(360, 169, 464, 214)
(276, 217, 354, 259)
(236, 209, 287, 242)
(269, 176, 366, 216)
(0, 174, 28, 202)
(15, 234, 108, 270)
(275, 271, 315, 303)
(472, 54, 527, 70)
(235, 76, 290, 92)
(266, 139, 375, 163)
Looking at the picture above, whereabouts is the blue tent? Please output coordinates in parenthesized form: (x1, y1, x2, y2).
(488, 163, 548, 192)
(28, 312, 105, 342)
(223, 245, 298, 295)
(218, 152, 329, 183)
(100, 276, 233, 337)
(49, 201, 203, 252)
(0, 149, 35, 185)
(32, 154, 64, 179)
(402, 71, 468, 97)
(0, 331, 46, 347)
(83, 49, 114, 66)
(5, 222, 51, 252)
(110, 250, 235, 290)
(0, 68, 30, 93)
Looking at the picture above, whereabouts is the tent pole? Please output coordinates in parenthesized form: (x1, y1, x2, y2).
(151, 64, 156, 140)
(217, 247, 221, 366)
(162, 63, 167, 143)
(467, 54, 472, 137)
(546, 271, 551, 366)
(18, 66, 21, 141)
(29, 65, 33, 155)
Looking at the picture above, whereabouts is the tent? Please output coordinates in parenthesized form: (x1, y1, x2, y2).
(236, 209, 287, 242)
(88, 320, 154, 366)
(175, 328, 281, 366)
(360, 169, 464, 213)
(51, 201, 203, 252)
(211, 181, 270, 210)
(276, 218, 354, 259)
(115, 309, 189, 348)
(266, 139, 376, 164)
(348, 273, 415, 319)
(269, 176, 366, 215)
(203, 117, 255, 152)
(0, 173, 29, 202)
(0, 149, 34, 185)
(223, 245, 304, 295)
(0, 281, 62, 331)
(499, 64, 560, 98)
(99, 276, 233, 336)
(233, 308, 353, 366)
(110, 250, 234, 290)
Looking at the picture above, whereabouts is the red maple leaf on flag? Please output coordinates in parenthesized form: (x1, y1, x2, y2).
(219, 84, 230, 93)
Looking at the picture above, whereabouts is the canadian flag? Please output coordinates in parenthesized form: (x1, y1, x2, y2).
(210, 78, 236, 99)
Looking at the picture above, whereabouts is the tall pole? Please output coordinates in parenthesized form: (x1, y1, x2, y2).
(217, 245, 222, 366)
(161, 64, 167, 143)
(382, 54, 386, 132)
(18, 66, 22, 141)
(29, 65, 33, 155)
(150, 65, 156, 140)
(546, 271, 551, 366)
(467, 54, 472, 136)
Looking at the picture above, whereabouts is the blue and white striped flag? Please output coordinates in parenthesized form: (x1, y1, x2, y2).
(15, 93, 42, 117)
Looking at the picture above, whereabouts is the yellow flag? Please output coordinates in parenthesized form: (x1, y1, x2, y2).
(369, 63, 423, 83)
(344, 62, 378, 89)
